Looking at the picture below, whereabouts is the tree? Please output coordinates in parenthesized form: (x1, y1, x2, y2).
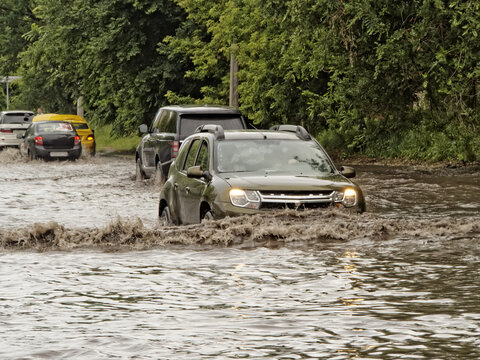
(18, 0, 201, 133)
(0, 0, 35, 110)
(172, 0, 479, 160)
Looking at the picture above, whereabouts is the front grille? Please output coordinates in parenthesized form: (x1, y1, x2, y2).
(260, 190, 333, 197)
(260, 202, 332, 210)
(258, 190, 334, 210)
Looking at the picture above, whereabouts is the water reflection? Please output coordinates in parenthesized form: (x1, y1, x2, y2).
(1, 151, 480, 358)
(1, 240, 480, 358)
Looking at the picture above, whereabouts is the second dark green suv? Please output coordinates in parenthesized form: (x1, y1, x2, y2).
(136, 105, 247, 183)
(159, 125, 365, 225)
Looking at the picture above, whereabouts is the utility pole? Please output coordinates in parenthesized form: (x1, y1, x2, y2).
(77, 96, 84, 117)
(0, 76, 21, 110)
(229, 45, 239, 108)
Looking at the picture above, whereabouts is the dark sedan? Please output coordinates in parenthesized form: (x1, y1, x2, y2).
(18, 121, 82, 160)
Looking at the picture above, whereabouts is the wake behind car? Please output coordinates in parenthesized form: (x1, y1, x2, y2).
(18, 121, 82, 160)
(136, 105, 247, 183)
(159, 125, 366, 225)
(0, 110, 34, 149)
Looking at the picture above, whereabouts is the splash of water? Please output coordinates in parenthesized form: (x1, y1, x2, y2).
(1, 209, 478, 251)
(0, 148, 23, 163)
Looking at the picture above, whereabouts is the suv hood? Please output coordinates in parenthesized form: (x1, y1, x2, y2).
(221, 172, 353, 191)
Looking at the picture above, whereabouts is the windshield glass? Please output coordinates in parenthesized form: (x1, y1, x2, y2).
(215, 139, 334, 175)
(2, 113, 34, 124)
(37, 122, 74, 133)
(179, 115, 243, 139)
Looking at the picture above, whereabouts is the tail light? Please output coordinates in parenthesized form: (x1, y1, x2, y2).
(0, 129, 13, 133)
(74, 136, 81, 146)
(34, 136, 43, 145)
(171, 140, 179, 158)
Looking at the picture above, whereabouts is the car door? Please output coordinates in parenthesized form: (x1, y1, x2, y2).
(181, 140, 210, 224)
(176, 138, 204, 224)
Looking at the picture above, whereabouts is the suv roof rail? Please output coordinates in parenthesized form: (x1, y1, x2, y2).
(194, 124, 225, 140)
(270, 124, 312, 140)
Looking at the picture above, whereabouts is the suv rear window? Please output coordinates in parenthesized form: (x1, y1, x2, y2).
(179, 115, 244, 139)
(72, 122, 89, 130)
(2, 113, 33, 124)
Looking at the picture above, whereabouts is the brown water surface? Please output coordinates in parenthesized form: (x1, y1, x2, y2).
(1, 148, 479, 359)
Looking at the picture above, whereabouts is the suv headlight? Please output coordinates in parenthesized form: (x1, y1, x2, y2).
(229, 189, 261, 209)
(334, 188, 357, 207)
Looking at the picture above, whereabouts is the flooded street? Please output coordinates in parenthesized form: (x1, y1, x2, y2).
(1, 148, 479, 359)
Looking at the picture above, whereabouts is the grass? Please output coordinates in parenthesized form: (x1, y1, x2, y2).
(93, 124, 141, 154)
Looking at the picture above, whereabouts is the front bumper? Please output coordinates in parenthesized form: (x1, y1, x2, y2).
(212, 188, 364, 219)
(212, 200, 334, 219)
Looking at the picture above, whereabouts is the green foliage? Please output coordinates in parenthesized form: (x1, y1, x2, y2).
(1, 0, 479, 161)
(13, 0, 203, 132)
(0, 0, 35, 110)
(0, 0, 33, 75)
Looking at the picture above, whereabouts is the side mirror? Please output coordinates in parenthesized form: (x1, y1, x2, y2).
(138, 124, 148, 135)
(340, 166, 356, 178)
(187, 166, 211, 181)
(16, 133, 24, 139)
(187, 166, 204, 178)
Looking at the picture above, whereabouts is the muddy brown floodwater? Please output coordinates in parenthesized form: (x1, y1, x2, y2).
(1, 148, 479, 359)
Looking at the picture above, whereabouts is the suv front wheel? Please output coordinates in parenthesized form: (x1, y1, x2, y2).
(159, 205, 172, 226)
(201, 208, 214, 222)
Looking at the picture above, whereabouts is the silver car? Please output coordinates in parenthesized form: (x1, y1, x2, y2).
(0, 111, 34, 148)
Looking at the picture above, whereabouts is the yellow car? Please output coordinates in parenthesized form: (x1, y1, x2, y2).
(32, 114, 96, 155)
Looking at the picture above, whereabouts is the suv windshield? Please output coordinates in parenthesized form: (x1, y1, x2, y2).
(179, 115, 243, 139)
(2, 113, 33, 124)
(215, 139, 334, 175)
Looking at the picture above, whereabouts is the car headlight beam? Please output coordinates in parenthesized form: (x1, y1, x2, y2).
(334, 189, 357, 207)
(342, 188, 357, 207)
(229, 189, 261, 209)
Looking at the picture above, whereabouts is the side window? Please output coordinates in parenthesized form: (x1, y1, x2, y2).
(195, 141, 209, 170)
(150, 109, 163, 133)
(166, 111, 177, 133)
(155, 110, 176, 133)
(175, 139, 191, 170)
(183, 139, 202, 171)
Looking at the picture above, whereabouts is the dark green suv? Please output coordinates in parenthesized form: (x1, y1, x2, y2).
(159, 125, 365, 225)
(136, 105, 247, 183)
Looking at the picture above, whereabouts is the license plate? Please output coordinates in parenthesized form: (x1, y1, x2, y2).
(50, 152, 68, 157)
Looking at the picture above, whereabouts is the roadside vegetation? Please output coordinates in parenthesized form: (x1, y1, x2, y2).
(94, 125, 141, 154)
(1, 0, 479, 162)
